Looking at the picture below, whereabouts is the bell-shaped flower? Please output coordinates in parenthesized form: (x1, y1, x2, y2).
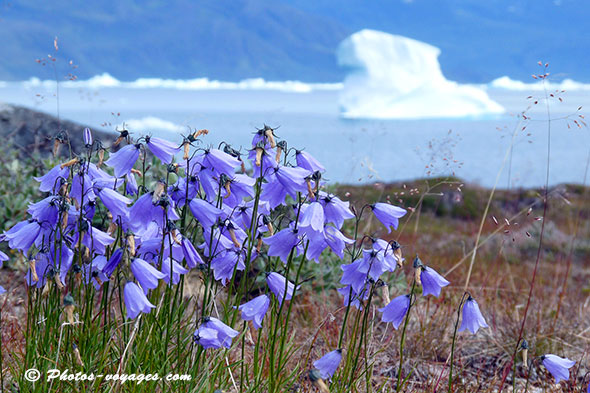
(313, 349, 342, 380)
(370, 202, 407, 232)
(130, 258, 166, 294)
(196, 316, 239, 349)
(193, 326, 220, 349)
(319, 193, 355, 229)
(238, 294, 271, 329)
(340, 260, 370, 294)
(98, 187, 132, 220)
(70, 171, 96, 206)
(123, 281, 156, 319)
(296, 150, 325, 173)
(266, 272, 298, 305)
(541, 354, 575, 383)
(420, 266, 450, 297)
(202, 148, 240, 176)
(4, 220, 41, 253)
(105, 144, 141, 178)
(211, 249, 245, 285)
(160, 258, 189, 285)
(35, 164, 69, 194)
(181, 236, 204, 268)
(379, 294, 411, 329)
(263, 227, 300, 264)
(299, 202, 325, 237)
(189, 198, 224, 229)
(28, 196, 60, 227)
(145, 136, 179, 164)
(458, 296, 489, 334)
(125, 172, 138, 196)
(324, 226, 354, 259)
(274, 165, 312, 197)
(102, 248, 123, 278)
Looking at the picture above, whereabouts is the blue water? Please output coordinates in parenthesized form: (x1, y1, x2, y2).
(1, 84, 589, 188)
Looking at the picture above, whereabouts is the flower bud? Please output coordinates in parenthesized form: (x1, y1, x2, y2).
(83, 127, 93, 147)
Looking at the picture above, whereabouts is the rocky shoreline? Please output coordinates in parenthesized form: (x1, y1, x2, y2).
(0, 102, 113, 157)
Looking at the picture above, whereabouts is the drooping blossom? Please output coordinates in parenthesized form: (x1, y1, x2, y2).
(189, 198, 224, 229)
(313, 349, 342, 380)
(194, 316, 239, 349)
(263, 227, 300, 264)
(458, 296, 488, 334)
(123, 281, 156, 319)
(370, 202, 407, 232)
(145, 136, 179, 164)
(34, 164, 69, 194)
(319, 193, 355, 229)
(379, 294, 411, 329)
(266, 272, 297, 305)
(130, 258, 166, 294)
(295, 150, 325, 173)
(238, 294, 270, 329)
(105, 144, 141, 178)
(420, 266, 450, 297)
(541, 354, 575, 383)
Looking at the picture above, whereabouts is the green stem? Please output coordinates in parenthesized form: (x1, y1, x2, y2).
(396, 279, 416, 393)
(448, 292, 469, 393)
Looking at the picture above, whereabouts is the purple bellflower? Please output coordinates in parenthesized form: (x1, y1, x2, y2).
(195, 316, 239, 349)
(238, 294, 271, 329)
(295, 150, 325, 173)
(35, 164, 69, 194)
(98, 187, 132, 220)
(319, 193, 355, 229)
(160, 258, 189, 285)
(541, 354, 575, 383)
(193, 326, 220, 349)
(263, 227, 300, 264)
(379, 294, 411, 329)
(189, 198, 224, 229)
(145, 136, 179, 164)
(105, 144, 141, 178)
(420, 265, 450, 297)
(313, 349, 343, 380)
(266, 272, 298, 305)
(124, 281, 156, 319)
(202, 148, 241, 176)
(299, 202, 325, 237)
(370, 202, 407, 232)
(180, 236, 204, 268)
(130, 258, 166, 294)
(458, 296, 489, 334)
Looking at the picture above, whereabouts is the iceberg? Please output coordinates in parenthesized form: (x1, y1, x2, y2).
(337, 29, 504, 119)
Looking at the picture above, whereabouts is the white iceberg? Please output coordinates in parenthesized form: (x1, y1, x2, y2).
(337, 29, 504, 119)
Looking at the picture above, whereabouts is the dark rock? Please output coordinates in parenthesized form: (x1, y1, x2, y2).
(0, 102, 114, 157)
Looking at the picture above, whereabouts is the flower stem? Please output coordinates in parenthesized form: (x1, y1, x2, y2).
(396, 279, 416, 392)
(448, 292, 469, 393)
